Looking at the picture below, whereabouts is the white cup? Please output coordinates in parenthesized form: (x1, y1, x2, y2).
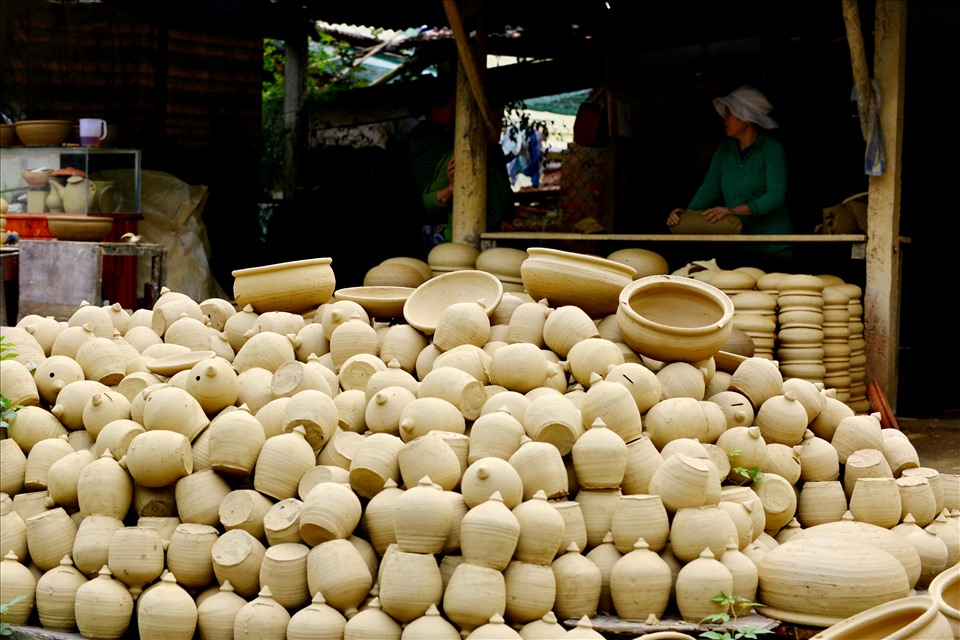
(79, 118, 108, 147)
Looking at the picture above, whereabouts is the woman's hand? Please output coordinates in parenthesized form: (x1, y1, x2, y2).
(666, 208, 684, 226)
(445, 156, 456, 184)
(704, 206, 735, 223)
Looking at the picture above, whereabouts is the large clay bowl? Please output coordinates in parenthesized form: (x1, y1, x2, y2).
(521, 247, 636, 318)
(476, 247, 528, 280)
(427, 242, 480, 274)
(14, 120, 73, 147)
(21, 168, 53, 188)
(334, 286, 415, 319)
(46, 214, 114, 242)
(606, 248, 670, 279)
(810, 595, 954, 639)
(403, 269, 503, 335)
(616, 275, 734, 362)
(232, 257, 336, 314)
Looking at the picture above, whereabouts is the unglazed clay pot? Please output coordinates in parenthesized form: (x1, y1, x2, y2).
(758, 537, 911, 627)
(810, 595, 953, 640)
(232, 257, 335, 314)
(73, 566, 133, 639)
(609, 538, 672, 621)
(377, 548, 443, 623)
(522, 247, 636, 318)
(675, 547, 733, 622)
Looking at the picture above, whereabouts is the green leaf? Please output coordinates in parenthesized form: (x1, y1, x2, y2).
(700, 632, 733, 640)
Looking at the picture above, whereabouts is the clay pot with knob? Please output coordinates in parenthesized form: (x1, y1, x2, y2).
(73, 566, 133, 640)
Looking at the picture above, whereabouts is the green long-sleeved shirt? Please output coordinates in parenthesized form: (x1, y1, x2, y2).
(423, 147, 512, 241)
(687, 131, 794, 250)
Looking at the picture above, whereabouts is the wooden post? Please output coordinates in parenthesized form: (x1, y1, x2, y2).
(450, 0, 487, 248)
(842, 0, 873, 141)
(283, 23, 308, 200)
(864, 0, 905, 409)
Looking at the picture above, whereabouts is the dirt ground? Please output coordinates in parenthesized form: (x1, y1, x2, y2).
(897, 414, 960, 475)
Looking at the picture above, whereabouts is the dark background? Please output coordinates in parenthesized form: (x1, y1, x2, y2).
(1, 0, 956, 414)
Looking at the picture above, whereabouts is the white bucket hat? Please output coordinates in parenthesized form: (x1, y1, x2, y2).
(713, 85, 778, 129)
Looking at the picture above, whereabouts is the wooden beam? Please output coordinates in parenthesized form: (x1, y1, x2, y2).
(842, 0, 873, 141)
(864, 0, 905, 410)
(283, 25, 309, 200)
(443, 0, 499, 139)
(450, 0, 487, 248)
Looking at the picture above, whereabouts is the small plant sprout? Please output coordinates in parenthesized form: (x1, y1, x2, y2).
(699, 591, 772, 640)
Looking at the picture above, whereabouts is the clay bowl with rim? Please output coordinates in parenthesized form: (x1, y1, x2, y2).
(46, 214, 114, 242)
(521, 247, 637, 318)
(606, 247, 670, 279)
(616, 274, 735, 363)
(14, 120, 73, 147)
(475, 247, 528, 280)
(21, 168, 53, 189)
(427, 241, 480, 273)
(334, 286, 416, 319)
(403, 269, 503, 334)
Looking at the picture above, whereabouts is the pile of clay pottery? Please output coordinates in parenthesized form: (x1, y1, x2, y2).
(1, 247, 958, 640)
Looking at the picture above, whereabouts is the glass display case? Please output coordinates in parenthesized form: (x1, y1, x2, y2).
(0, 146, 141, 216)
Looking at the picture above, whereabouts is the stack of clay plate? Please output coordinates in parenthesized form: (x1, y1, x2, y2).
(427, 242, 480, 277)
(729, 290, 778, 360)
(697, 269, 757, 297)
(775, 274, 826, 384)
(839, 282, 869, 412)
(475, 247, 528, 293)
(821, 284, 853, 403)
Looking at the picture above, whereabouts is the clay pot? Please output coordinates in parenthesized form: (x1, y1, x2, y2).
(107, 526, 164, 598)
(461, 457, 524, 510)
(299, 480, 362, 546)
(45, 448, 96, 510)
(136, 572, 198, 639)
(508, 439, 569, 501)
(348, 432, 404, 499)
(73, 566, 133, 639)
(609, 538, 672, 621)
(675, 547, 734, 622)
(810, 595, 953, 639)
(511, 490, 566, 566)
(393, 476, 452, 554)
(460, 491, 521, 571)
(253, 426, 317, 500)
(210, 529, 267, 600)
(572, 418, 628, 489)
(233, 587, 291, 640)
(927, 563, 960, 639)
(232, 257, 335, 314)
(122, 429, 193, 488)
(286, 591, 348, 640)
(551, 542, 603, 621)
(377, 548, 443, 623)
(397, 395, 466, 442)
(669, 505, 739, 562)
(760, 533, 912, 628)
(898, 475, 939, 527)
(606, 248, 669, 279)
(35, 555, 87, 632)
(397, 433, 462, 492)
(796, 480, 848, 528)
(522, 393, 584, 457)
(647, 452, 717, 513)
(521, 247, 636, 318)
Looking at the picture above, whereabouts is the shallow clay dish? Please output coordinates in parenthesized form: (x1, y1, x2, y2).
(146, 350, 217, 376)
(403, 269, 503, 334)
(14, 120, 73, 147)
(334, 286, 415, 319)
(46, 214, 114, 242)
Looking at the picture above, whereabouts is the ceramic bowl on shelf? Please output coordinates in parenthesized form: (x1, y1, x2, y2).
(334, 286, 415, 319)
(46, 214, 114, 242)
(21, 168, 53, 189)
(13, 120, 73, 147)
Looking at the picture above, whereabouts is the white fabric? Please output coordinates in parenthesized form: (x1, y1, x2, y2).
(712, 85, 778, 129)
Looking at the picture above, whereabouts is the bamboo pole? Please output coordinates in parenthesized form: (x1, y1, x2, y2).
(842, 0, 872, 141)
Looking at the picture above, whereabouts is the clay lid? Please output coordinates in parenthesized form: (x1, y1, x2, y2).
(51, 166, 87, 178)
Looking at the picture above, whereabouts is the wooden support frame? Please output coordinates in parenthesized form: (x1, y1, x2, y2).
(864, 0, 906, 409)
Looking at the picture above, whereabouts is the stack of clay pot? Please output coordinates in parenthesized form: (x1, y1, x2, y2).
(1, 250, 959, 640)
(729, 290, 778, 360)
(840, 283, 870, 413)
(775, 274, 826, 385)
(820, 285, 852, 403)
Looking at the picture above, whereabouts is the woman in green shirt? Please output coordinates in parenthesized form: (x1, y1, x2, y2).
(667, 85, 794, 269)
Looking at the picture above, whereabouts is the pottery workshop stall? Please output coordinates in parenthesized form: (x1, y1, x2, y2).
(0, 146, 165, 314)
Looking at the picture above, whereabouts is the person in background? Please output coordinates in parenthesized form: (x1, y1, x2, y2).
(666, 85, 794, 270)
(421, 103, 513, 248)
(407, 82, 457, 252)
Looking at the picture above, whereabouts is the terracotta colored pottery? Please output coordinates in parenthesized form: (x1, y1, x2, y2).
(73, 566, 134, 640)
(616, 275, 735, 362)
(232, 257, 335, 314)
